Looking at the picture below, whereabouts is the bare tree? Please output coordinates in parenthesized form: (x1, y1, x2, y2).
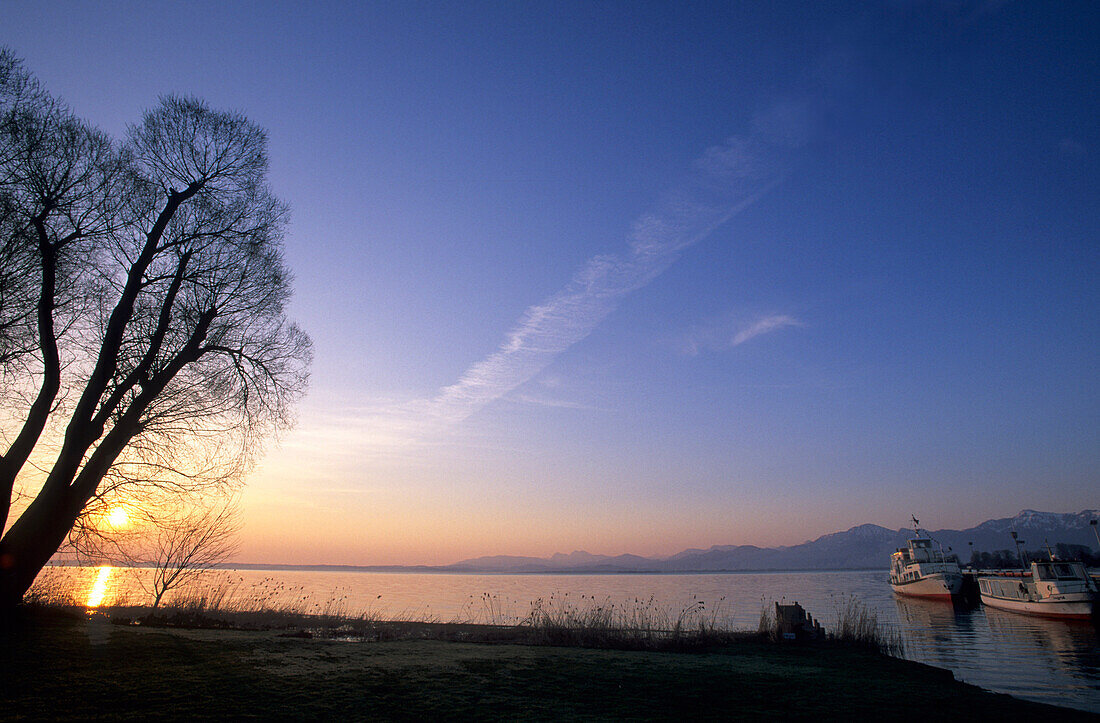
(134, 499, 241, 609)
(0, 51, 52, 372)
(0, 48, 310, 608)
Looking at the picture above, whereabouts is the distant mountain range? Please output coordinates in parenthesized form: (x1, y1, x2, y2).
(219, 509, 1100, 574)
(440, 510, 1100, 573)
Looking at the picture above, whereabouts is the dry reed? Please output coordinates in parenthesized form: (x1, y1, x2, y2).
(830, 596, 905, 657)
(23, 568, 905, 657)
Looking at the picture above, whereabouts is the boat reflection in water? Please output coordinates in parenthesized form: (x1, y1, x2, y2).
(893, 596, 978, 671)
(893, 592, 1099, 712)
(981, 605, 1100, 707)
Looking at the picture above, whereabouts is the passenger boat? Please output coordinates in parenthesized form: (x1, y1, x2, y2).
(889, 517, 963, 601)
(978, 559, 1098, 620)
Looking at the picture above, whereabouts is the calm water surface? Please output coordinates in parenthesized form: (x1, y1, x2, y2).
(49, 567, 1100, 713)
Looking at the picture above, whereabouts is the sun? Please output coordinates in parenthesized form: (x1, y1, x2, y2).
(105, 507, 130, 528)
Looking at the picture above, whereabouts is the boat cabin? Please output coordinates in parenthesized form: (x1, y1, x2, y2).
(893, 538, 952, 565)
(1032, 561, 1090, 582)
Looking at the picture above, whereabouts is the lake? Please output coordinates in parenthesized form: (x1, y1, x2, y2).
(43, 566, 1100, 713)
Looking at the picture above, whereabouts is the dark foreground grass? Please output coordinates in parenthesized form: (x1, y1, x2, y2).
(1, 608, 1093, 721)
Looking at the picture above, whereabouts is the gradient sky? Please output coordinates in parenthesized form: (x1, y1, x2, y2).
(4, 1, 1097, 564)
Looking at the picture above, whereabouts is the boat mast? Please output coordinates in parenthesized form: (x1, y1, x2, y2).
(1010, 530, 1027, 568)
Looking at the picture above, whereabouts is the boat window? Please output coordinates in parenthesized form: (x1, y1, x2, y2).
(1033, 564, 1053, 581)
(1054, 564, 1076, 579)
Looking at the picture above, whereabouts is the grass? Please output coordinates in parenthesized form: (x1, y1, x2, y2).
(24, 573, 909, 657)
(830, 596, 906, 657)
(102, 591, 760, 652)
(516, 593, 750, 651)
(19, 566, 82, 609)
(26, 570, 394, 634)
(2, 607, 1092, 721)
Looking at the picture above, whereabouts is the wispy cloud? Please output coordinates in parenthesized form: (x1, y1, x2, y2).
(679, 313, 803, 356)
(426, 139, 788, 427)
(289, 104, 811, 460)
(508, 394, 604, 412)
(731, 314, 803, 347)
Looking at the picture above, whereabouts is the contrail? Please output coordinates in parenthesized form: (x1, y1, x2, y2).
(278, 119, 801, 468)
(425, 133, 787, 426)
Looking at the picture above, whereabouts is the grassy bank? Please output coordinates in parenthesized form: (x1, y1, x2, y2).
(2, 608, 1092, 721)
(25, 573, 903, 655)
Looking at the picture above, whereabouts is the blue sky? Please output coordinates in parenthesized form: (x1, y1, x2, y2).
(4, 1, 1097, 563)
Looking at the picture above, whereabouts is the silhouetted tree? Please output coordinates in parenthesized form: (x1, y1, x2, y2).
(1053, 543, 1100, 566)
(969, 544, 1100, 570)
(0, 49, 310, 607)
(132, 498, 241, 609)
(969, 549, 1025, 569)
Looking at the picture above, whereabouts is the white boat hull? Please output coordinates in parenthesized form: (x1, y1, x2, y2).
(980, 593, 1095, 620)
(978, 563, 1098, 621)
(890, 572, 962, 601)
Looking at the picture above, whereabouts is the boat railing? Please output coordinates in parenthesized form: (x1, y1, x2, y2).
(971, 569, 1031, 578)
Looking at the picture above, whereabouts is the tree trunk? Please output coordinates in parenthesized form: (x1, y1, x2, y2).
(0, 486, 83, 609)
(0, 219, 61, 532)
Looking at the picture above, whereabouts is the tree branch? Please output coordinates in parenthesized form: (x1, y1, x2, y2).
(0, 208, 61, 530)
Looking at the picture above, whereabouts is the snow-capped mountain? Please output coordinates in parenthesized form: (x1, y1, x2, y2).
(447, 510, 1099, 572)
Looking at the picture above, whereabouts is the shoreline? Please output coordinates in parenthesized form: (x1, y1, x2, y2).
(2, 608, 1096, 719)
(44, 561, 888, 575)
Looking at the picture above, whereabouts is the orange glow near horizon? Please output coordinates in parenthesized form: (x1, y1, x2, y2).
(235, 482, 841, 566)
(85, 566, 114, 607)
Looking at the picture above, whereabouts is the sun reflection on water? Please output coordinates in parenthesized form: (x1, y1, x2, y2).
(85, 566, 114, 607)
